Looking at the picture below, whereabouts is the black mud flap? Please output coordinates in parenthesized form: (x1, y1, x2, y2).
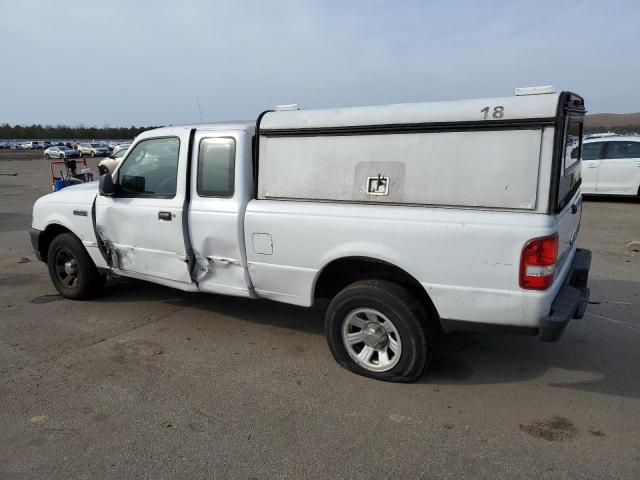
(539, 249, 591, 342)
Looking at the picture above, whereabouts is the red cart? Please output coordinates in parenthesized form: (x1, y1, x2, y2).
(50, 158, 94, 191)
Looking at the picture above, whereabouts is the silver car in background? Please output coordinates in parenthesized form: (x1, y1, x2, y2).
(44, 146, 80, 160)
(77, 142, 109, 157)
(112, 142, 131, 154)
(20, 141, 41, 149)
(97, 147, 128, 175)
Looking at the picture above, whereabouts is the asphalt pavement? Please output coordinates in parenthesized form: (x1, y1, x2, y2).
(1, 150, 638, 479)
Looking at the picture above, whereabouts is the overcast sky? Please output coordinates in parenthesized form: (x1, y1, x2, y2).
(1, 0, 638, 126)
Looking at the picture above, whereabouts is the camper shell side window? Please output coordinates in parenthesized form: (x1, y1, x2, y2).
(553, 93, 586, 212)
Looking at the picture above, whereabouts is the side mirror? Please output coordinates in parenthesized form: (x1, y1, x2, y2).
(99, 173, 116, 196)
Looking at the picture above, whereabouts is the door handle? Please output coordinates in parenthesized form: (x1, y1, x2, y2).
(587, 165, 598, 169)
(158, 211, 172, 221)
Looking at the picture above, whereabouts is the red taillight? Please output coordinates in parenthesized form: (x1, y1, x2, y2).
(519, 234, 559, 290)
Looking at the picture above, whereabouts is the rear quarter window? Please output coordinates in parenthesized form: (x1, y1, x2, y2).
(197, 137, 235, 198)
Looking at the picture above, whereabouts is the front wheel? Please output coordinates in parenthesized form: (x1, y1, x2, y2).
(44, 153, 50, 159)
(91, 151, 96, 157)
(325, 279, 433, 382)
(59, 154, 65, 159)
(47, 233, 105, 299)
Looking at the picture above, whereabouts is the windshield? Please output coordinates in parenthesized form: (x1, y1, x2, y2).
(90, 143, 102, 148)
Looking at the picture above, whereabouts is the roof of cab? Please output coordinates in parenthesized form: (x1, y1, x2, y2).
(260, 91, 563, 131)
(141, 121, 255, 138)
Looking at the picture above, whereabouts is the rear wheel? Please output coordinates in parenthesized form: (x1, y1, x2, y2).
(44, 153, 50, 159)
(325, 279, 433, 382)
(78, 150, 83, 157)
(91, 151, 96, 157)
(59, 153, 64, 159)
(47, 233, 105, 299)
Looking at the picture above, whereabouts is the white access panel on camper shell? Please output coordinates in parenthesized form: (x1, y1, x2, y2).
(258, 129, 543, 210)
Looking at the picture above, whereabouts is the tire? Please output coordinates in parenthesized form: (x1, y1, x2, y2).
(78, 150, 83, 157)
(46, 233, 105, 300)
(59, 154, 64, 159)
(325, 279, 433, 382)
(44, 153, 50, 159)
(91, 151, 96, 157)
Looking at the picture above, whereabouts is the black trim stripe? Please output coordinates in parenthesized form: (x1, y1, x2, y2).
(258, 117, 556, 137)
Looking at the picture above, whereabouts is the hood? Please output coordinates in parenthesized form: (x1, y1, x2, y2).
(40, 180, 99, 204)
(32, 181, 100, 231)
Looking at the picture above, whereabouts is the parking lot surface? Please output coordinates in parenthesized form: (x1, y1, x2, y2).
(1, 150, 639, 479)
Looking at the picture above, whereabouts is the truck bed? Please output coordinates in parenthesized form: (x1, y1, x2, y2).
(244, 199, 573, 328)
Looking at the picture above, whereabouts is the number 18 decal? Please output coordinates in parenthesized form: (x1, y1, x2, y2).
(481, 106, 505, 119)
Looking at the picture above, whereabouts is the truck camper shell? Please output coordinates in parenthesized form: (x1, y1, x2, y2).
(255, 90, 585, 213)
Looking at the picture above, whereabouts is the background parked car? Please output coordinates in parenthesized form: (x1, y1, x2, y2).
(98, 147, 127, 174)
(77, 142, 109, 157)
(0, 142, 10, 149)
(20, 141, 42, 149)
(44, 146, 80, 160)
(112, 142, 131, 154)
(581, 136, 640, 196)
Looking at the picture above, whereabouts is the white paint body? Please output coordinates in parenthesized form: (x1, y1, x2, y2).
(32, 92, 584, 331)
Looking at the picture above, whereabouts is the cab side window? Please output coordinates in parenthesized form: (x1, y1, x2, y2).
(117, 137, 180, 198)
(197, 137, 235, 198)
(606, 141, 640, 159)
(581, 142, 605, 160)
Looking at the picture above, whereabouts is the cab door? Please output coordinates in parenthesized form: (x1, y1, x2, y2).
(95, 129, 193, 286)
(188, 130, 253, 297)
(580, 141, 605, 194)
(597, 141, 640, 194)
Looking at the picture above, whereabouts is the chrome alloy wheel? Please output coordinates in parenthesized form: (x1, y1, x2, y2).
(341, 308, 402, 372)
(54, 247, 79, 289)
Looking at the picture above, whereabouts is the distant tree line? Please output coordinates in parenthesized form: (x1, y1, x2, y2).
(584, 124, 640, 135)
(0, 124, 160, 140)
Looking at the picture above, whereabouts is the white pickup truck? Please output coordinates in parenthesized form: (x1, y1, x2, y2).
(30, 87, 591, 382)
